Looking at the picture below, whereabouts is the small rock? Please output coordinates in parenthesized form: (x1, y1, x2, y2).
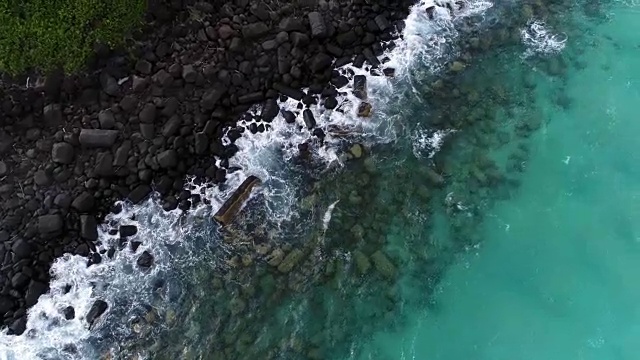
(353, 75, 367, 100)
(34, 169, 51, 186)
(349, 144, 364, 159)
(119, 225, 137, 237)
(98, 109, 116, 129)
(128, 184, 151, 204)
(182, 65, 197, 83)
(309, 53, 333, 72)
(267, 248, 285, 267)
(139, 103, 156, 123)
(63, 306, 75, 320)
(0, 161, 7, 176)
(72, 191, 95, 212)
(86, 300, 108, 326)
(156, 149, 178, 169)
(353, 250, 371, 274)
(137, 251, 154, 269)
(357, 102, 372, 117)
(371, 250, 396, 278)
(308, 12, 327, 38)
(9, 317, 26, 335)
(303, 109, 316, 129)
(80, 215, 98, 241)
(218, 24, 235, 39)
(242, 22, 269, 38)
(11, 239, 32, 259)
(450, 61, 465, 72)
(38, 214, 63, 234)
(51, 142, 74, 164)
(79, 129, 118, 148)
(43, 104, 63, 126)
(228, 297, 246, 315)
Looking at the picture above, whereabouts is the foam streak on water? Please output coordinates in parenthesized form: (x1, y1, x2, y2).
(521, 19, 567, 58)
(0, 1, 493, 358)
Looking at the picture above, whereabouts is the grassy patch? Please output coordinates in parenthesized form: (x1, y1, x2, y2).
(0, 0, 146, 75)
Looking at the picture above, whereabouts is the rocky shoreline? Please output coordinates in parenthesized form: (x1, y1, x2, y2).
(0, 0, 417, 334)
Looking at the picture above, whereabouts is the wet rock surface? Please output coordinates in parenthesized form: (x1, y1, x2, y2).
(0, 0, 415, 333)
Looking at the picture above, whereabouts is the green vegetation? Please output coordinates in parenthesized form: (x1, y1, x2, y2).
(0, 0, 146, 75)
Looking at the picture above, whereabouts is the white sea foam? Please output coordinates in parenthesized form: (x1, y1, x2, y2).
(521, 19, 567, 58)
(412, 128, 456, 159)
(0, 1, 493, 358)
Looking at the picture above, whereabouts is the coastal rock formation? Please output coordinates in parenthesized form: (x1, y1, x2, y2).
(0, 0, 418, 333)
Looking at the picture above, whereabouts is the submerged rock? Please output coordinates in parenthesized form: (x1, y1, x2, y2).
(267, 248, 285, 267)
(371, 250, 396, 278)
(277, 249, 304, 273)
(450, 61, 466, 72)
(353, 250, 371, 275)
(349, 144, 364, 159)
(228, 297, 246, 315)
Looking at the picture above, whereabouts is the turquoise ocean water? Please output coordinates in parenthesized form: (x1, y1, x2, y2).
(360, 3, 640, 360)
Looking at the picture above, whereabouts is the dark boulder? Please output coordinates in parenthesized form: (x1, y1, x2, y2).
(308, 12, 327, 38)
(72, 192, 95, 212)
(261, 99, 279, 122)
(273, 83, 305, 100)
(94, 152, 114, 177)
(279, 17, 305, 32)
(139, 103, 156, 123)
(303, 109, 316, 129)
(43, 104, 63, 127)
(194, 132, 208, 155)
(0, 296, 14, 314)
(242, 22, 269, 39)
(98, 109, 116, 129)
(11, 239, 32, 259)
(157, 149, 178, 169)
(63, 306, 75, 320)
(51, 142, 74, 164)
(310, 53, 333, 72)
(324, 96, 338, 109)
(86, 300, 108, 326)
(282, 110, 296, 124)
(80, 215, 98, 241)
(11, 272, 30, 289)
(25, 280, 48, 307)
(290, 32, 310, 47)
(38, 214, 63, 234)
(353, 75, 368, 99)
(201, 86, 227, 110)
(9, 317, 26, 335)
(79, 129, 118, 148)
(374, 15, 390, 31)
(119, 225, 137, 237)
(137, 251, 154, 269)
(128, 184, 151, 204)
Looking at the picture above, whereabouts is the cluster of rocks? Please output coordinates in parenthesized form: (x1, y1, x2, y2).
(92, 0, 583, 358)
(0, 0, 420, 334)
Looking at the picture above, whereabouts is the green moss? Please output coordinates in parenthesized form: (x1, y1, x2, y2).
(0, 0, 146, 75)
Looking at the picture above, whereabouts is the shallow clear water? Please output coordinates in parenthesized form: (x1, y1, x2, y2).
(2, 0, 639, 359)
(360, 3, 640, 360)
